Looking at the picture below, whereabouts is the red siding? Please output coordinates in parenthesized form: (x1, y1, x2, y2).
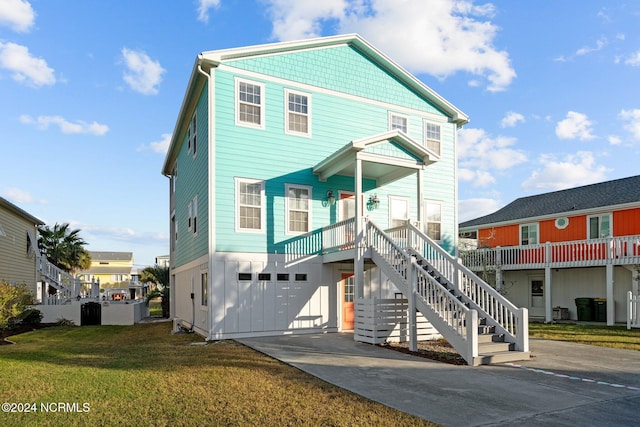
(478, 224, 519, 248)
(539, 215, 586, 243)
(614, 207, 640, 236)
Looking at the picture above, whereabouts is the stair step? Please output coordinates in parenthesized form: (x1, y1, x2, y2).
(478, 324, 495, 334)
(474, 351, 530, 366)
(478, 333, 504, 343)
(478, 341, 513, 354)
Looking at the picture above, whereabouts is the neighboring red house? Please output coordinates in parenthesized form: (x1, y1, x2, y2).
(459, 175, 640, 325)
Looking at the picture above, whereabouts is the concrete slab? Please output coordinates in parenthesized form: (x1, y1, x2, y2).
(238, 334, 640, 427)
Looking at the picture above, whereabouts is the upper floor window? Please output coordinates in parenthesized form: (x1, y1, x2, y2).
(424, 200, 442, 241)
(286, 184, 311, 234)
(236, 79, 264, 129)
(389, 112, 408, 133)
(588, 214, 611, 239)
(425, 121, 441, 156)
(172, 165, 177, 193)
(285, 90, 310, 136)
(520, 223, 538, 245)
(187, 111, 197, 157)
(192, 195, 198, 235)
(235, 178, 264, 232)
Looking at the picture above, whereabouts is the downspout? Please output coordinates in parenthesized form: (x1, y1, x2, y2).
(196, 60, 216, 341)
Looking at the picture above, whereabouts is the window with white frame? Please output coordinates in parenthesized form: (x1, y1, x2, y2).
(285, 90, 310, 135)
(425, 121, 441, 156)
(192, 195, 198, 235)
(389, 112, 408, 133)
(424, 200, 442, 241)
(171, 211, 176, 249)
(520, 223, 538, 245)
(188, 201, 193, 231)
(236, 79, 264, 128)
(172, 165, 177, 193)
(236, 178, 264, 232)
(389, 196, 409, 228)
(286, 184, 311, 234)
(588, 213, 611, 239)
(201, 272, 208, 306)
(187, 111, 197, 156)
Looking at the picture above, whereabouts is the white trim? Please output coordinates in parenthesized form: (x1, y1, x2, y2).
(285, 183, 313, 235)
(234, 77, 265, 130)
(192, 195, 198, 237)
(424, 119, 443, 156)
(284, 88, 312, 137)
(424, 199, 443, 242)
(388, 195, 410, 229)
(220, 64, 453, 123)
(555, 217, 569, 230)
(234, 177, 266, 233)
(587, 212, 612, 239)
(388, 111, 409, 133)
(519, 223, 539, 245)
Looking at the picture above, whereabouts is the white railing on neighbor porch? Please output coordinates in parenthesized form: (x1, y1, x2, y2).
(390, 221, 528, 353)
(462, 235, 640, 271)
(629, 292, 640, 329)
(321, 217, 355, 253)
(37, 256, 87, 304)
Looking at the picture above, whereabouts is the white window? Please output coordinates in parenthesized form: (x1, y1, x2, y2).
(286, 184, 311, 234)
(520, 223, 539, 245)
(235, 178, 265, 232)
(171, 211, 176, 251)
(172, 165, 177, 193)
(285, 90, 310, 136)
(424, 200, 442, 241)
(236, 78, 264, 128)
(188, 201, 193, 231)
(201, 272, 208, 306)
(389, 112, 408, 133)
(389, 196, 409, 228)
(588, 214, 611, 239)
(187, 111, 197, 156)
(192, 195, 198, 235)
(425, 121, 441, 156)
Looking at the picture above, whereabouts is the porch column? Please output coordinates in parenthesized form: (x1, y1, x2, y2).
(416, 168, 424, 227)
(354, 157, 364, 299)
(545, 267, 552, 323)
(633, 268, 639, 296)
(606, 264, 614, 325)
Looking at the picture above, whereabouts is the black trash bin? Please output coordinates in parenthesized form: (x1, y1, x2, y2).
(593, 298, 607, 322)
(575, 297, 594, 321)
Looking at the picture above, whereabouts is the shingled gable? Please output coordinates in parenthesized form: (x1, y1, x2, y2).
(460, 175, 640, 229)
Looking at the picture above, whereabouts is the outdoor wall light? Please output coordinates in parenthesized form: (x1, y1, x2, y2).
(326, 190, 336, 206)
(367, 194, 380, 210)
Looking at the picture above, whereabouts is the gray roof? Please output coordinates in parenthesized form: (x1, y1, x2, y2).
(89, 251, 133, 262)
(0, 197, 45, 226)
(460, 175, 640, 229)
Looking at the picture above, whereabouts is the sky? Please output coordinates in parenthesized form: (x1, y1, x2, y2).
(1, 0, 639, 267)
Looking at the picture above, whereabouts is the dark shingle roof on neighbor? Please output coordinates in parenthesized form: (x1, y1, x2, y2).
(459, 175, 640, 229)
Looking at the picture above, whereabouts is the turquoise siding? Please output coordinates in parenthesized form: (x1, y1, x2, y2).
(213, 44, 458, 255)
(174, 85, 209, 267)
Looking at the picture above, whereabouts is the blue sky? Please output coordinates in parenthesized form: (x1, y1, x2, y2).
(1, 0, 639, 266)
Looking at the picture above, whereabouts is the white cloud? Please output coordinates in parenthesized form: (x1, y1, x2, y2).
(138, 133, 171, 154)
(196, 0, 221, 23)
(0, 42, 55, 87)
(458, 198, 501, 223)
(575, 37, 607, 56)
(607, 135, 621, 145)
(265, 0, 516, 92)
(458, 168, 495, 187)
(555, 111, 595, 140)
(620, 109, 640, 140)
(521, 151, 609, 192)
(624, 50, 640, 67)
(0, 0, 35, 32)
(500, 111, 525, 128)
(77, 223, 168, 245)
(458, 127, 527, 183)
(121, 48, 165, 95)
(2, 187, 47, 204)
(20, 114, 109, 135)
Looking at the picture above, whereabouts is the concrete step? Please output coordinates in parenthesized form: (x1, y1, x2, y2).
(474, 351, 530, 366)
(478, 341, 513, 354)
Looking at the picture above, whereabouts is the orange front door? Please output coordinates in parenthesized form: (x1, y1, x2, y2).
(341, 273, 355, 330)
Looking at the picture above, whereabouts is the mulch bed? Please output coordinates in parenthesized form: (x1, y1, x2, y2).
(0, 323, 57, 345)
(379, 339, 467, 365)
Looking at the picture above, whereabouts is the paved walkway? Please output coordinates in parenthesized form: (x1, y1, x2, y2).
(239, 334, 640, 426)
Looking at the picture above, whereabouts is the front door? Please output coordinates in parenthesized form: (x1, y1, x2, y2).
(341, 273, 355, 330)
(530, 278, 545, 318)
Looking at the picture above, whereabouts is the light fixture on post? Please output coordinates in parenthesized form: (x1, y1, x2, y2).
(367, 193, 380, 210)
(326, 190, 336, 206)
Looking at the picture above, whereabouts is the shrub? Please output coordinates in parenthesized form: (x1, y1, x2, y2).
(56, 318, 76, 326)
(0, 281, 35, 329)
(19, 308, 43, 326)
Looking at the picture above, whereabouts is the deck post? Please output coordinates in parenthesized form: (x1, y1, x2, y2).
(408, 257, 417, 352)
(354, 157, 364, 300)
(606, 263, 614, 325)
(545, 266, 552, 323)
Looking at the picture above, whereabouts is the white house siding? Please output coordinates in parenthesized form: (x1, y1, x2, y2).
(501, 267, 632, 323)
(172, 255, 209, 336)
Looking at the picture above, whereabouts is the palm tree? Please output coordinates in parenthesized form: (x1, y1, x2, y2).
(141, 265, 170, 317)
(38, 223, 91, 274)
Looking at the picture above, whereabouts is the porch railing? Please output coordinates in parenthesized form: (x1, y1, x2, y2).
(461, 235, 640, 271)
(37, 256, 82, 304)
(321, 217, 355, 253)
(629, 291, 640, 330)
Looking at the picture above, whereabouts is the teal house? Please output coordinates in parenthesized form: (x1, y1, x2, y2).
(162, 34, 529, 365)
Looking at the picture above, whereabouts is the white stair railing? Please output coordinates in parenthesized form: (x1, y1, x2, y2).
(37, 256, 79, 303)
(404, 221, 528, 352)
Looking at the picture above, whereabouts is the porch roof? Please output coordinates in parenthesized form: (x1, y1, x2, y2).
(313, 130, 436, 186)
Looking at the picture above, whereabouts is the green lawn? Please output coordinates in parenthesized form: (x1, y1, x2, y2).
(0, 322, 435, 426)
(529, 323, 640, 351)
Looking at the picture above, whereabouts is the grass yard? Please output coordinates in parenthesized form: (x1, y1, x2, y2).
(529, 323, 640, 351)
(0, 322, 435, 427)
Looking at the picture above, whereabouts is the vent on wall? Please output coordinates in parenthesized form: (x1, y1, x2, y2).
(555, 217, 569, 229)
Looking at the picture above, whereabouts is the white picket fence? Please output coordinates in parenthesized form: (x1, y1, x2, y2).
(628, 291, 640, 329)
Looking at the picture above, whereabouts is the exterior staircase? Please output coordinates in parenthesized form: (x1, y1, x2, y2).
(367, 220, 530, 366)
(37, 255, 79, 304)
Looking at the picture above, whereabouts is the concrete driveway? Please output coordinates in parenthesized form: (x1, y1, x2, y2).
(239, 334, 640, 426)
